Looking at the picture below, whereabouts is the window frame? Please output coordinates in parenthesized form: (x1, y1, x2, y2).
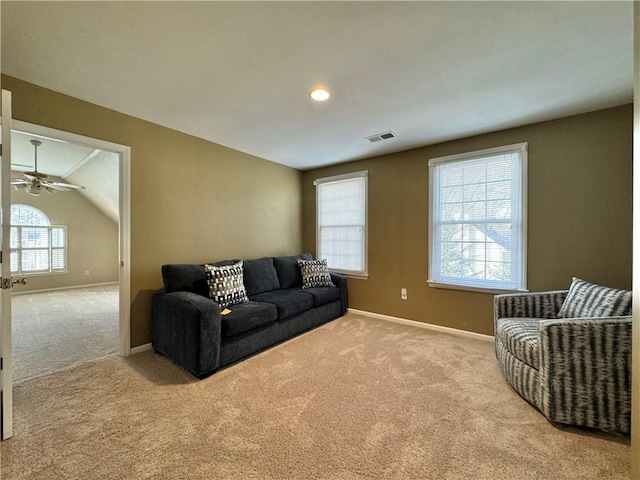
(10, 204, 68, 276)
(315, 170, 368, 278)
(428, 143, 528, 293)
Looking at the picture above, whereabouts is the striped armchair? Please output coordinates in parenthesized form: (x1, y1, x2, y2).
(494, 286, 632, 434)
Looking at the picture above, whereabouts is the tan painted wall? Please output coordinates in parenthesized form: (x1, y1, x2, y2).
(10, 181, 119, 292)
(302, 105, 633, 336)
(1, 75, 302, 347)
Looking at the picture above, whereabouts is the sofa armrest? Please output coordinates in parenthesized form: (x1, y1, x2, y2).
(537, 316, 632, 433)
(494, 290, 568, 324)
(151, 291, 222, 378)
(330, 273, 348, 315)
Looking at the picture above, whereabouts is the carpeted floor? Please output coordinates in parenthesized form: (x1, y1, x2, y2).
(1, 313, 630, 479)
(11, 284, 119, 382)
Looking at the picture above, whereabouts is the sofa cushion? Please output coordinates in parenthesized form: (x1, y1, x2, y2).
(273, 253, 313, 289)
(162, 260, 237, 296)
(204, 261, 249, 308)
(249, 289, 314, 319)
(298, 258, 335, 288)
(557, 277, 632, 319)
(221, 301, 278, 337)
(243, 257, 280, 296)
(496, 318, 539, 370)
(296, 286, 341, 308)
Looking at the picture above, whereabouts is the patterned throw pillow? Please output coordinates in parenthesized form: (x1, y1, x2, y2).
(204, 261, 249, 308)
(297, 258, 335, 289)
(557, 277, 632, 319)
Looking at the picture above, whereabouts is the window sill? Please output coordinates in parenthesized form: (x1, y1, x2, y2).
(15, 270, 69, 277)
(427, 280, 528, 295)
(330, 270, 368, 280)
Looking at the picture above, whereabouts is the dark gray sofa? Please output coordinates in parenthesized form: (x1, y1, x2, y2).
(151, 253, 348, 378)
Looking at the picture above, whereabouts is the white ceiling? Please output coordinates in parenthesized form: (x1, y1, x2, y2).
(1, 1, 634, 170)
(11, 131, 96, 177)
(11, 130, 120, 222)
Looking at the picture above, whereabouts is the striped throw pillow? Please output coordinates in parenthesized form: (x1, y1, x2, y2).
(557, 277, 632, 319)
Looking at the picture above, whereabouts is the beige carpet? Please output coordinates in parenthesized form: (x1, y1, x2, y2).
(11, 284, 119, 382)
(1, 313, 629, 479)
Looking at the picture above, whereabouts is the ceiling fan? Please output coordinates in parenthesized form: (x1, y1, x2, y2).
(12, 140, 86, 196)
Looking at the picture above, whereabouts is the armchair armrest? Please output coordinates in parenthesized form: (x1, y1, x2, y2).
(537, 316, 632, 433)
(151, 291, 222, 378)
(494, 290, 568, 323)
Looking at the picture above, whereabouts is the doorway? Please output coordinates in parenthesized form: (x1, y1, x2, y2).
(9, 120, 131, 370)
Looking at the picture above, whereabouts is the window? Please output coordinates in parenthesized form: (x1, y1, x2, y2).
(10, 204, 67, 275)
(428, 143, 527, 292)
(316, 171, 368, 277)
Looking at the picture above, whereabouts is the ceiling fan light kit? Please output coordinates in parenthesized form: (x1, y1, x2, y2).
(12, 139, 86, 196)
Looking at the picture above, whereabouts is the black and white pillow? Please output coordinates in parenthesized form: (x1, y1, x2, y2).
(297, 258, 335, 289)
(557, 277, 632, 318)
(204, 261, 249, 308)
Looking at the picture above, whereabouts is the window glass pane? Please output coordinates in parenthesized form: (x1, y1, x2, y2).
(487, 180, 511, 200)
(10, 252, 18, 274)
(463, 163, 486, 183)
(21, 227, 49, 248)
(319, 226, 364, 272)
(442, 203, 462, 221)
(22, 249, 49, 272)
(11, 205, 50, 226)
(10, 227, 19, 249)
(52, 228, 65, 248)
(51, 249, 65, 270)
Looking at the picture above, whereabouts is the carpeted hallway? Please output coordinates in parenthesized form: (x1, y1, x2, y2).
(11, 284, 119, 382)
(1, 312, 629, 479)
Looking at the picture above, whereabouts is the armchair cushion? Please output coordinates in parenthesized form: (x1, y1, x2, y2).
(495, 318, 540, 369)
(557, 277, 632, 319)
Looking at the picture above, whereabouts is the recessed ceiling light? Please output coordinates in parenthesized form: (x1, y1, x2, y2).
(309, 88, 330, 102)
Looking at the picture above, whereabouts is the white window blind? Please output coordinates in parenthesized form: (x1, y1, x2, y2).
(316, 171, 368, 276)
(428, 143, 527, 292)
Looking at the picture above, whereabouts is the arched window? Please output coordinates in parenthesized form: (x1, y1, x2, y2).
(10, 204, 67, 275)
(11, 204, 50, 226)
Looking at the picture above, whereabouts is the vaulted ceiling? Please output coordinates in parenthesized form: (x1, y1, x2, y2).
(1, 1, 634, 171)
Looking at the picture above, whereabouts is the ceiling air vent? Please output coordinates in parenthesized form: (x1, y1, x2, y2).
(366, 131, 396, 143)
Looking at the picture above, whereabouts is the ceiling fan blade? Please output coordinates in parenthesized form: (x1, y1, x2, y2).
(48, 181, 85, 190)
(11, 180, 31, 186)
(24, 171, 47, 180)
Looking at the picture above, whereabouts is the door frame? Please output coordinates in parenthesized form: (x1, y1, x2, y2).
(11, 120, 132, 356)
(2, 89, 14, 439)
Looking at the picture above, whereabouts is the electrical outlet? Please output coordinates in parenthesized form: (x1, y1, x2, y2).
(401, 288, 407, 300)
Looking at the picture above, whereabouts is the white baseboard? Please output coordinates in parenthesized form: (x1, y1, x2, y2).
(12, 281, 119, 296)
(130, 343, 152, 355)
(348, 308, 494, 342)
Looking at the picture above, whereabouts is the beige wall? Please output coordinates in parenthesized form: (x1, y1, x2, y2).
(1, 75, 302, 347)
(302, 105, 633, 336)
(11, 180, 119, 292)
